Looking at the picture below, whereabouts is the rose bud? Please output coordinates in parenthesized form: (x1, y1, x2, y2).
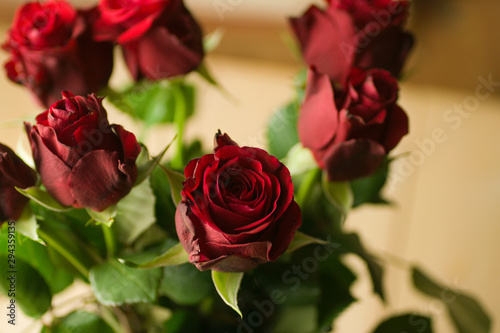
(290, 0, 413, 83)
(298, 68, 408, 181)
(0, 143, 37, 223)
(94, 0, 204, 80)
(2, 0, 114, 108)
(25, 92, 141, 212)
(176, 132, 301, 272)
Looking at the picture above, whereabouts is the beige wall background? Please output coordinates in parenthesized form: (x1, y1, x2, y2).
(1, 1, 500, 332)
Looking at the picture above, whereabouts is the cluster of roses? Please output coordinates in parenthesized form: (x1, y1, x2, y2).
(1, 0, 204, 218)
(1, 0, 303, 273)
(2, 0, 204, 108)
(1, 0, 413, 274)
(291, 0, 413, 181)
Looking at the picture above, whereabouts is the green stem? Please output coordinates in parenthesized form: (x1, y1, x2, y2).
(170, 85, 186, 170)
(295, 168, 321, 208)
(102, 224, 116, 258)
(37, 229, 90, 279)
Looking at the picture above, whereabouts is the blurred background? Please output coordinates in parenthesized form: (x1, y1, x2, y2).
(1, 0, 499, 332)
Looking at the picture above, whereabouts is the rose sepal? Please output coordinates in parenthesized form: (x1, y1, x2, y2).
(14, 204, 40, 243)
(119, 242, 189, 269)
(86, 206, 117, 227)
(16, 186, 72, 213)
(135, 137, 176, 186)
(322, 172, 354, 219)
(285, 231, 330, 254)
(212, 271, 244, 318)
(160, 165, 184, 206)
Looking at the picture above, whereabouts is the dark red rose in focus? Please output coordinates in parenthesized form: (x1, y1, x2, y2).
(94, 0, 204, 80)
(2, 0, 114, 107)
(175, 132, 301, 272)
(25, 92, 141, 212)
(0, 143, 37, 223)
(298, 68, 408, 181)
(290, 0, 413, 83)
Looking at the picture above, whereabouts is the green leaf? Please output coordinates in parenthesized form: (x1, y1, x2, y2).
(412, 267, 491, 333)
(322, 172, 354, 217)
(86, 205, 117, 227)
(159, 263, 213, 305)
(0, 255, 51, 318)
(161, 165, 185, 206)
(350, 158, 390, 207)
(15, 205, 39, 242)
(267, 101, 300, 160)
(273, 306, 318, 333)
(89, 259, 162, 306)
(212, 271, 244, 317)
(281, 143, 317, 176)
(120, 242, 189, 269)
(135, 138, 175, 186)
(114, 177, 156, 244)
(51, 311, 114, 333)
(164, 310, 201, 333)
(0, 229, 73, 294)
(333, 232, 385, 301)
(105, 80, 196, 127)
(16, 186, 71, 212)
(372, 313, 433, 333)
(37, 219, 99, 279)
(204, 28, 225, 53)
(316, 253, 357, 331)
(149, 167, 178, 236)
(286, 231, 329, 254)
(253, 262, 322, 307)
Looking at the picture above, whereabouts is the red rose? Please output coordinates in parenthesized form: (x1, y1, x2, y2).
(2, 0, 114, 108)
(175, 132, 301, 272)
(94, 0, 204, 80)
(290, 0, 413, 83)
(25, 92, 141, 212)
(0, 143, 37, 223)
(298, 68, 408, 181)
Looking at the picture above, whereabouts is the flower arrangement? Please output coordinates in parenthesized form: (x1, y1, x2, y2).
(0, 0, 492, 332)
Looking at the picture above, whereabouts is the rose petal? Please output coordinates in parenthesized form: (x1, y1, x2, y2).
(35, 124, 81, 167)
(68, 150, 135, 211)
(299, 70, 339, 151)
(266, 200, 302, 261)
(195, 241, 270, 272)
(113, 124, 141, 164)
(383, 104, 409, 151)
(355, 27, 414, 78)
(214, 132, 239, 152)
(26, 123, 75, 207)
(324, 139, 386, 181)
(290, 5, 356, 82)
(122, 24, 203, 80)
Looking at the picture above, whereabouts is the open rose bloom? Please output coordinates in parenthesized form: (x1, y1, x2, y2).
(299, 68, 408, 181)
(290, 0, 413, 83)
(94, 0, 204, 80)
(176, 133, 302, 272)
(2, 0, 113, 107)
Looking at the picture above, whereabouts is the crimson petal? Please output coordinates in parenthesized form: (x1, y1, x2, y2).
(298, 70, 339, 151)
(68, 150, 135, 211)
(324, 139, 386, 181)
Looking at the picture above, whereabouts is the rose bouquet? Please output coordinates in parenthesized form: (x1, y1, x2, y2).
(0, 0, 492, 333)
